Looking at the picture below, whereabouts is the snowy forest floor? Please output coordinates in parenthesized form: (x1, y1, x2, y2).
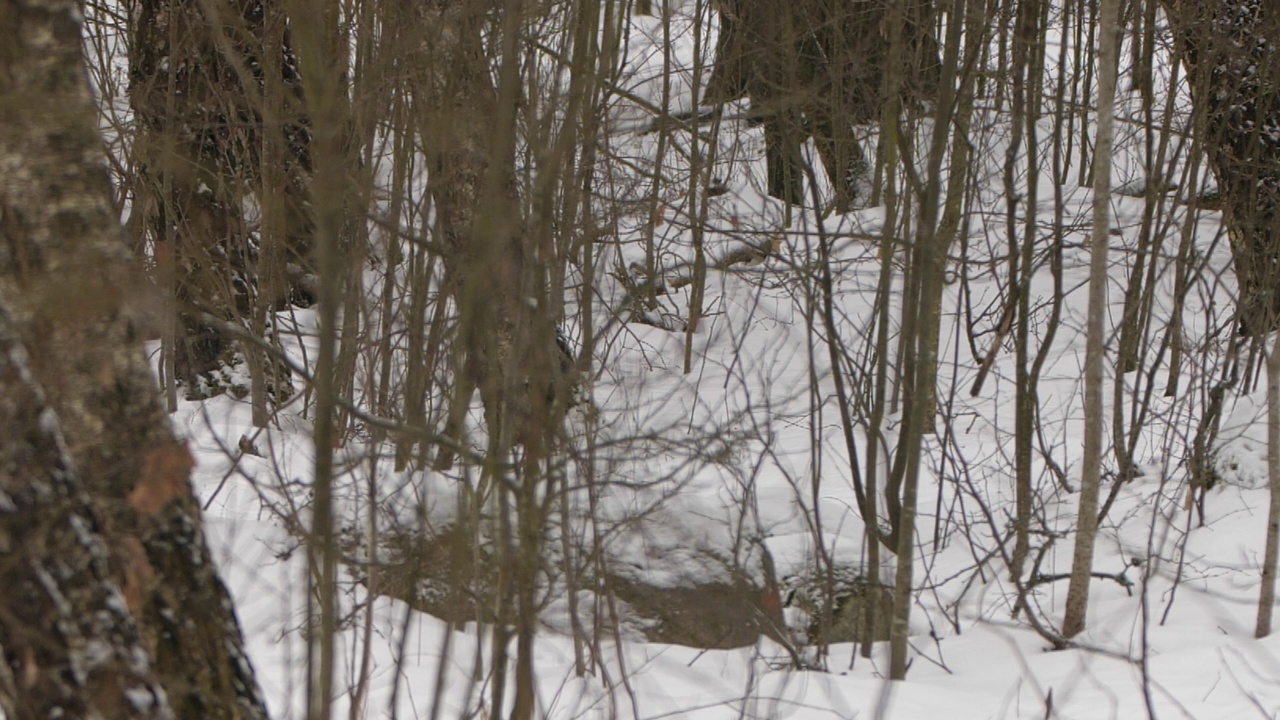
(158, 4, 1280, 719)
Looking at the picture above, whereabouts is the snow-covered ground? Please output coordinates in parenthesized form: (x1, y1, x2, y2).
(153, 3, 1280, 718)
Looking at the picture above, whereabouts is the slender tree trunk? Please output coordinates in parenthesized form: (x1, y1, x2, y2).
(877, 0, 913, 553)
(888, 0, 956, 682)
(283, 0, 350, 714)
(1257, 338, 1280, 637)
(1062, 0, 1120, 640)
(1006, 0, 1042, 581)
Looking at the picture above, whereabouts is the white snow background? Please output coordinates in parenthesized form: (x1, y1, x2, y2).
(85, 1, 1280, 718)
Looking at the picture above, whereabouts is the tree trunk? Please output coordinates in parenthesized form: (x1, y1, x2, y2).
(703, 0, 938, 210)
(414, 0, 570, 472)
(414, 0, 521, 469)
(130, 0, 313, 391)
(1062, 0, 1120, 640)
(1257, 337, 1280, 638)
(1160, 0, 1280, 337)
(408, 4, 574, 718)
(886, 0, 961, 679)
(1006, 0, 1044, 582)
(0, 2, 272, 716)
(0, 299, 172, 720)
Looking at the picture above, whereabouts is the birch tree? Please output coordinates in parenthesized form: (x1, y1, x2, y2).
(0, 302, 172, 720)
(0, 0, 272, 715)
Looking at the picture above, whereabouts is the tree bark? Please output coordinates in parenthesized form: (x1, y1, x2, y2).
(130, 0, 313, 388)
(414, 0, 523, 469)
(413, 0, 570, 471)
(1062, 0, 1121, 640)
(1160, 0, 1280, 337)
(0, 1, 272, 716)
(0, 297, 172, 720)
(704, 0, 938, 210)
(408, 4, 571, 719)
(1257, 337, 1280, 638)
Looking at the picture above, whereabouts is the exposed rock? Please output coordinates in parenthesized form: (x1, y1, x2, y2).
(603, 573, 772, 649)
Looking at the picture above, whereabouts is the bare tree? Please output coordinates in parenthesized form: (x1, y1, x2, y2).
(1063, 0, 1122, 640)
(38, 0, 1270, 713)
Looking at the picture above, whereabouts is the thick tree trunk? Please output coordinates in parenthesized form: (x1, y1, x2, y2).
(0, 299, 172, 720)
(1161, 0, 1280, 337)
(0, 1, 271, 717)
(703, 0, 937, 211)
(130, 0, 313, 389)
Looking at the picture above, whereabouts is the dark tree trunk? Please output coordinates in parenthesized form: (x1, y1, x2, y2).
(406, 5, 572, 719)
(0, 1, 272, 717)
(1162, 0, 1280, 336)
(411, 0, 571, 472)
(130, 0, 313, 388)
(414, 0, 521, 469)
(704, 0, 939, 211)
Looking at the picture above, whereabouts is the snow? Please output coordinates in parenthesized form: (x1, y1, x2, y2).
(97, 1, 1280, 718)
